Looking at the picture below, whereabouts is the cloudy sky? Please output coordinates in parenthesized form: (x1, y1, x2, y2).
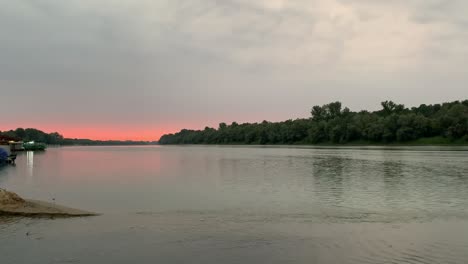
(1, 0, 467, 140)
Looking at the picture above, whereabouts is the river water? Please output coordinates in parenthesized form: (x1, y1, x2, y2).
(1, 146, 467, 264)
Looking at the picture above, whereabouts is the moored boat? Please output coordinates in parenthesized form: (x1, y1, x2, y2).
(23, 141, 47, 151)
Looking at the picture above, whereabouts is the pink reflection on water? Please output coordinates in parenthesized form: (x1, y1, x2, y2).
(32, 146, 164, 185)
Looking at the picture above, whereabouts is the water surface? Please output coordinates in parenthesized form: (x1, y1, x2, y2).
(1, 146, 467, 263)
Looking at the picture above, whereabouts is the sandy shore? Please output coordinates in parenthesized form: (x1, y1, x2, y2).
(0, 189, 97, 217)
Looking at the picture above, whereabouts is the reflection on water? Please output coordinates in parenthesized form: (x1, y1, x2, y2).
(26, 151, 34, 179)
(312, 155, 347, 206)
(0, 146, 468, 264)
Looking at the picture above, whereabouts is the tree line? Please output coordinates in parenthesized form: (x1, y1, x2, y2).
(159, 100, 468, 145)
(0, 128, 155, 145)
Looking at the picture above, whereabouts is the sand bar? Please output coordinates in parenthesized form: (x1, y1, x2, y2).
(0, 189, 98, 217)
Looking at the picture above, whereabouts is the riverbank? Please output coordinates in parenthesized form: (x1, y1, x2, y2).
(298, 136, 468, 146)
(0, 189, 97, 217)
(160, 136, 468, 147)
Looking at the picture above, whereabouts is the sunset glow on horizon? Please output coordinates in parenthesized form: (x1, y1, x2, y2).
(0, 124, 178, 141)
(0, 114, 293, 141)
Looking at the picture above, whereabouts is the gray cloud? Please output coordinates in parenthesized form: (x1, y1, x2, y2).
(1, 0, 467, 137)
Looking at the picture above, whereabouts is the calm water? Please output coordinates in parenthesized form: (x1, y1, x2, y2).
(1, 146, 468, 264)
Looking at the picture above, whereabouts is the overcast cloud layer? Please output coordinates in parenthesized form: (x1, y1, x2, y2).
(1, 0, 467, 140)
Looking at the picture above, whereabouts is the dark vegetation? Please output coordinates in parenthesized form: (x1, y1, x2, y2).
(159, 100, 468, 145)
(0, 128, 155, 145)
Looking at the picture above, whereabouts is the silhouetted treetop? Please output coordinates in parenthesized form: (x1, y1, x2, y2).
(159, 100, 468, 145)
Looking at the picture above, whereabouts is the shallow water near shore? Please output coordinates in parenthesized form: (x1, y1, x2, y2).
(1, 145, 468, 264)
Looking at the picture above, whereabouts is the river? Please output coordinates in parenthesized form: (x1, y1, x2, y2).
(1, 145, 467, 263)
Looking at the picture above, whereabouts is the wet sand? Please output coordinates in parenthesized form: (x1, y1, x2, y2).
(0, 189, 97, 217)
